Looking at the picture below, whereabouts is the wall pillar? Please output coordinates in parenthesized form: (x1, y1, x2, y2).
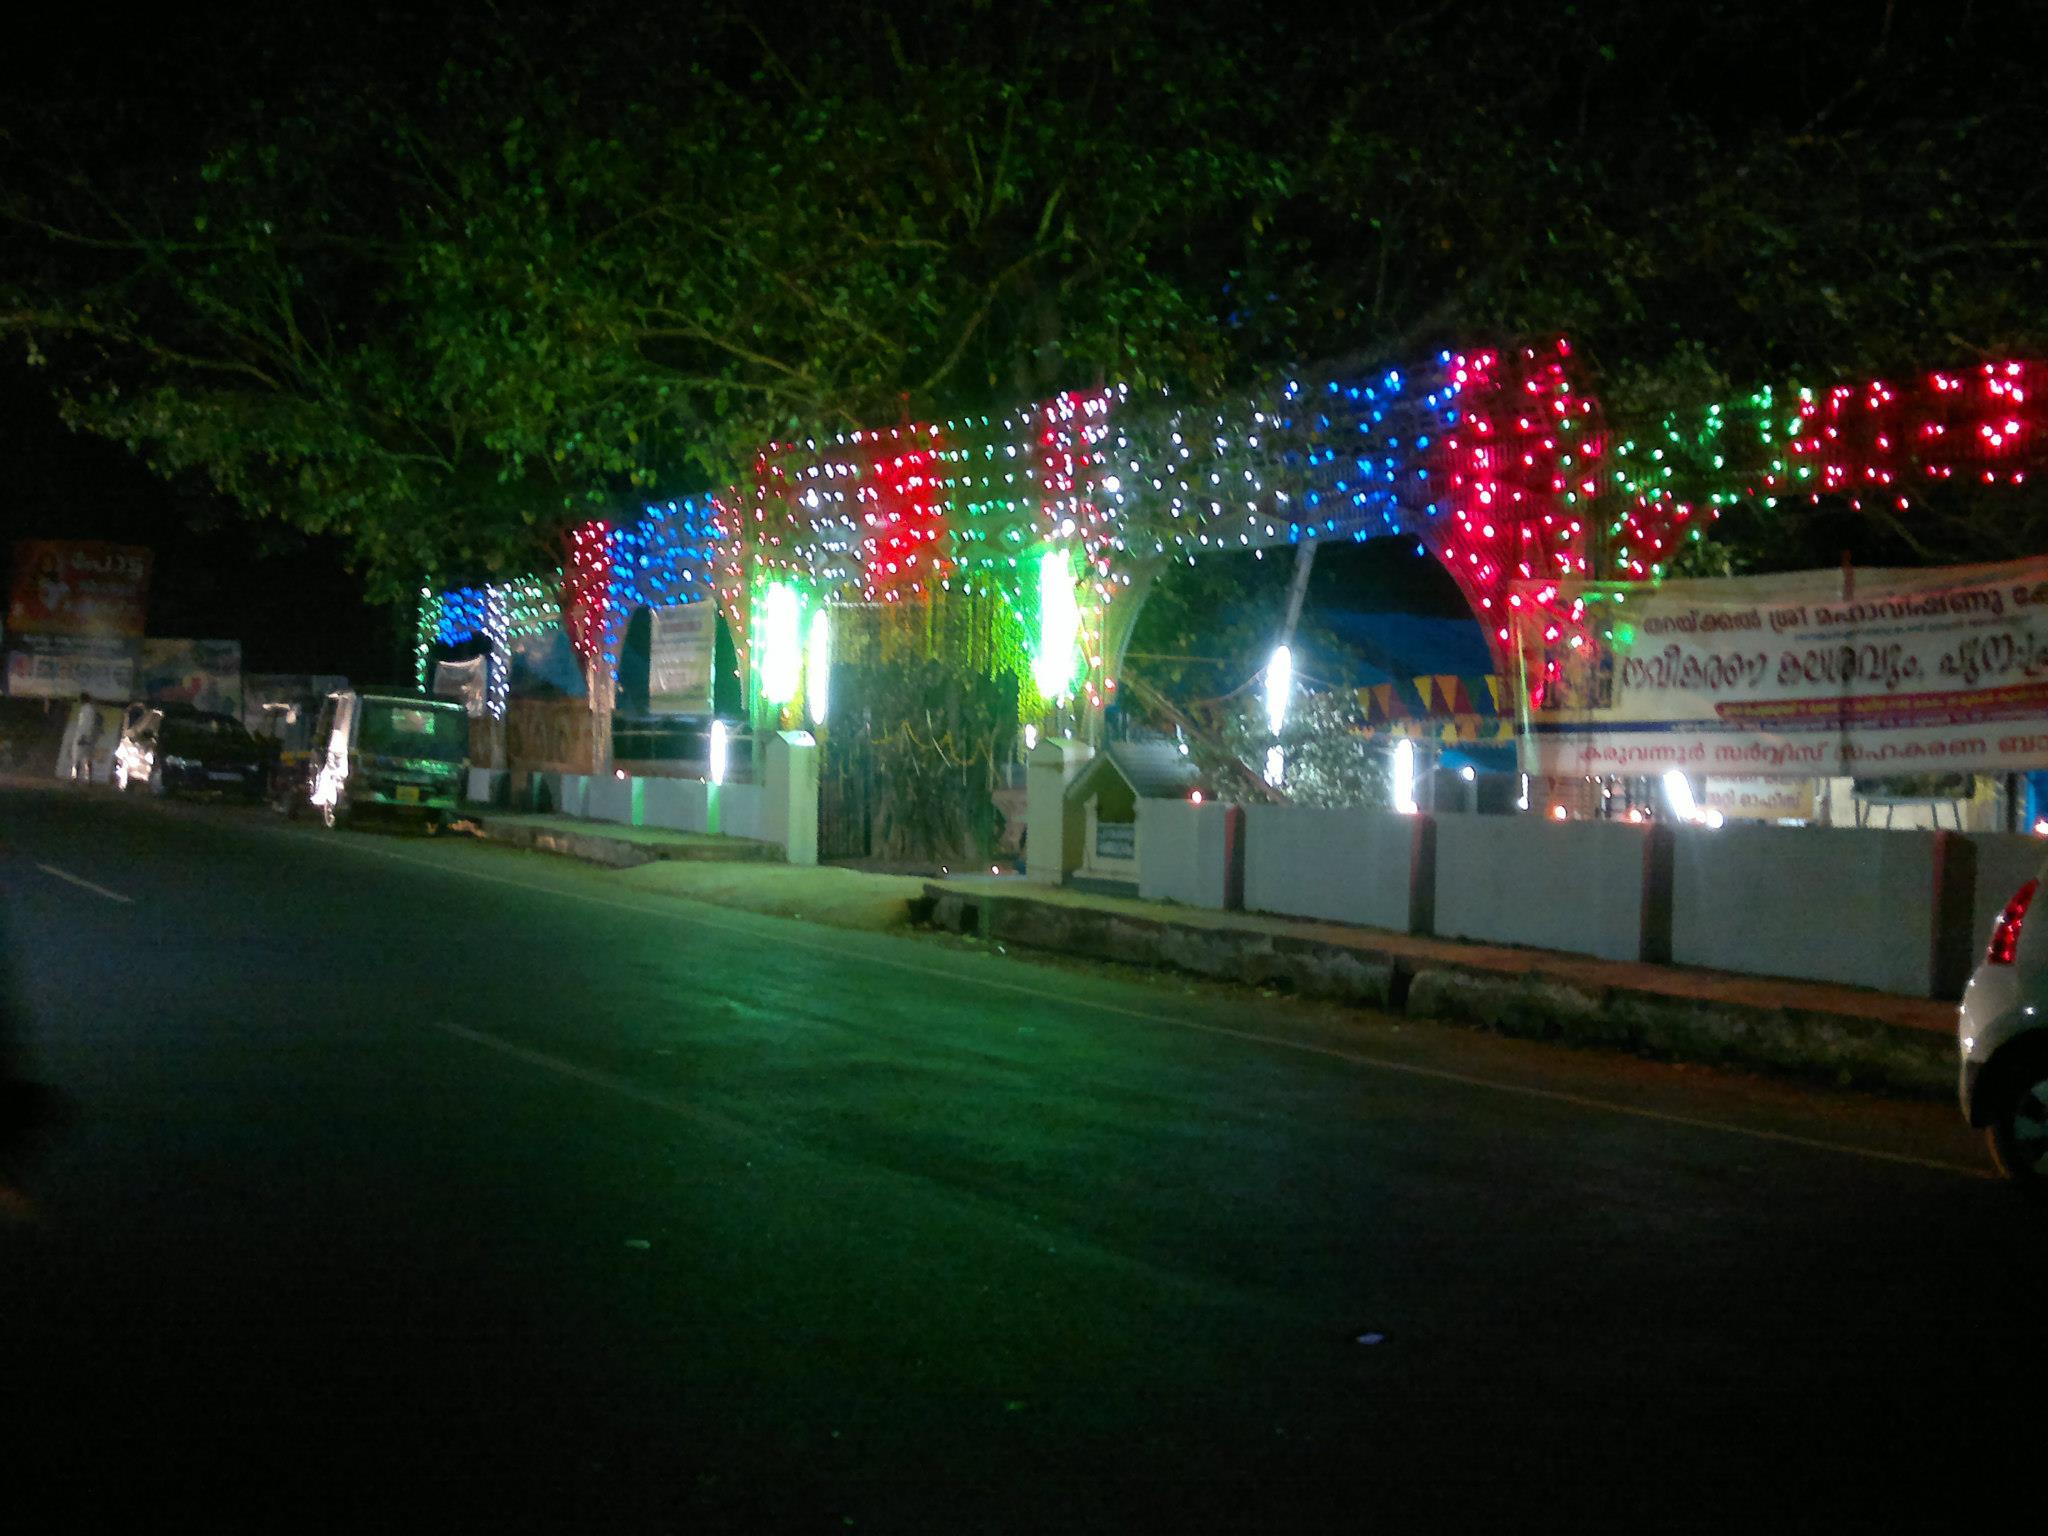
(763, 729, 820, 866)
(1025, 738, 1092, 886)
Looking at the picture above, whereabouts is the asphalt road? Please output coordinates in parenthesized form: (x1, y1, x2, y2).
(1, 780, 2040, 1533)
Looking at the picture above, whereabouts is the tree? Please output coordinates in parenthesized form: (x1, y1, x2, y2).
(3, 0, 2042, 602)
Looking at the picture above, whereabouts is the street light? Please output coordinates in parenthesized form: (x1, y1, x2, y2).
(1393, 739, 1418, 815)
(1263, 644, 1292, 735)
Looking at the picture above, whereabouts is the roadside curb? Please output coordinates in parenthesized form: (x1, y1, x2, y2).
(920, 881, 1956, 1098)
(443, 799, 1957, 1098)
(466, 813, 778, 869)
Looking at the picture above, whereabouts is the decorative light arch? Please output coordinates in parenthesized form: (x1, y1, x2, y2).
(423, 345, 2043, 717)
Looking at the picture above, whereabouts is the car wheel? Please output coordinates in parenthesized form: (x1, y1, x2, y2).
(1986, 1047, 2048, 1194)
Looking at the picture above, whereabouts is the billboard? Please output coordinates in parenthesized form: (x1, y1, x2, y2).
(8, 541, 151, 638)
(1514, 556, 2048, 779)
(5, 541, 152, 698)
(139, 638, 243, 717)
(4, 635, 136, 699)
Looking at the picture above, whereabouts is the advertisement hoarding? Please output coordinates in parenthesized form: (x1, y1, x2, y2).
(139, 638, 243, 717)
(5, 541, 152, 698)
(1514, 556, 2048, 779)
(4, 635, 137, 699)
(8, 540, 151, 637)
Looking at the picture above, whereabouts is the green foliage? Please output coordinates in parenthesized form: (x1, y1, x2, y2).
(1199, 689, 1390, 812)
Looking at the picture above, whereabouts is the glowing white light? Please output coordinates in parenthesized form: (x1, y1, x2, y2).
(1264, 644, 1293, 736)
(760, 583, 802, 705)
(1459, 765, 1476, 783)
(709, 720, 729, 786)
(1517, 773, 1530, 811)
(1265, 745, 1286, 785)
(1662, 769, 1699, 822)
(1190, 790, 1204, 805)
(1034, 549, 1082, 698)
(805, 608, 831, 725)
(1393, 740, 1418, 815)
(1023, 724, 1039, 751)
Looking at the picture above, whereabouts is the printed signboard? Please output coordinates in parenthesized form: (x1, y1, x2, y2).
(1514, 557, 2048, 779)
(4, 635, 136, 699)
(139, 638, 243, 717)
(8, 541, 151, 638)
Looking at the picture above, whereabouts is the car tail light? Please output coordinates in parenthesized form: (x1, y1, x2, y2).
(1988, 878, 2040, 965)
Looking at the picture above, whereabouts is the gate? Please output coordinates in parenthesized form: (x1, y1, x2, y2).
(815, 660, 1017, 865)
(818, 711, 876, 860)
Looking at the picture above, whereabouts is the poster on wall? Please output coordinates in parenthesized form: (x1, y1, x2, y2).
(648, 602, 715, 715)
(1514, 556, 2048, 778)
(139, 638, 243, 716)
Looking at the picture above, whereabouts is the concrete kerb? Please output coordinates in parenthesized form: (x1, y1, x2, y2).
(467, 813, 778, 869)
(922, 880, 1956, 1097)
(439, 807, 1958, 1097)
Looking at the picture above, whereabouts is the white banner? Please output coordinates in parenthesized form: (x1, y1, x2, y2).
(1515, 556, 2048, 778)
(649, 603, 715, 715)
(1701, 777, 1817, 822)
(432, 656, 488, 716)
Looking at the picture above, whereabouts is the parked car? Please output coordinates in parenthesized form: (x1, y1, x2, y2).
(302, 688, 469, 832)
(112, 705, 268, 801)
(1958, 866, 2048, 1191)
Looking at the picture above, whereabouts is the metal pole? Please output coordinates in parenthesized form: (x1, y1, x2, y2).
(1279, 537, 1319, 647)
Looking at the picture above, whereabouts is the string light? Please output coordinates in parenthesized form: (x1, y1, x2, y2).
(417, 350, 2041, 728)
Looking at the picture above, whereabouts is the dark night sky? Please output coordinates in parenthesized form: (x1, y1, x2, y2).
(5, 2, 437, 682)
(4, 360, 398, 677)
(4, 2, 2026, 684)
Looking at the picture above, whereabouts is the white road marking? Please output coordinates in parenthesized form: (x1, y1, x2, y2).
(35, 863, 133, 904)
(426, 1020, 729, 1125)
(305, 834, 1993, 1182)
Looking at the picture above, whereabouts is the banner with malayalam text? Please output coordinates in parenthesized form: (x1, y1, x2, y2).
(1513, 557, 2048, 778)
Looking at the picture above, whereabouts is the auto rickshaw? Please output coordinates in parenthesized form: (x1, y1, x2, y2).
(302, 688, 470, 832)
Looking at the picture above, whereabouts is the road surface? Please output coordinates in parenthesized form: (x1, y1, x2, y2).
(1, 781, 2038, 1532)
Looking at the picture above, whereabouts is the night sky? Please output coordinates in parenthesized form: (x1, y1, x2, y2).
(5, 2, 2031, 685)
(4, 360, 398, 678)
(5, 2, 443, 681)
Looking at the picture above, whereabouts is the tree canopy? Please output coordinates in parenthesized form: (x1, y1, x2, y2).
(4, 0, 2043, 598)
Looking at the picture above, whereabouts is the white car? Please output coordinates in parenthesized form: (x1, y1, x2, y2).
(1959, 868, 2048, 1189)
